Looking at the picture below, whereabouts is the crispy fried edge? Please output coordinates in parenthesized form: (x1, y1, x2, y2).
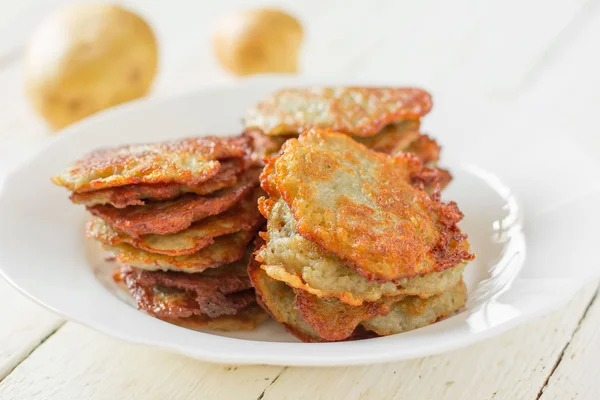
(70, 158, 249, 208)
(88, 167, 261, 237)
(245, 87, 433, 137)
(162, 304, 269, 331)
(52, 136, 252, 192)
(294, 289, 399, 341)
(109, 230, 257, 272)
(271, 129, 474, 282)
(361, 280, 467, 336)
(87, 188, 264, 256)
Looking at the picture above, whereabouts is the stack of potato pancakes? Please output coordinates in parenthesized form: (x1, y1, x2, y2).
(244, 87, 474, 341)
(245, 88, 447, 174)
(51, 136, 268, 330)
(250, 129, 473, 341)
(52, 86, 475, 340)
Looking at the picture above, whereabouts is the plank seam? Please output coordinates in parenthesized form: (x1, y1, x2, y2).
(0, 319, 66, 383)
(535, 283, 600, 400)
(256, 366, 287, 400)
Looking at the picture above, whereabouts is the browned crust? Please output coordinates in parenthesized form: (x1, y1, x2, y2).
(162, 304, 269, 331)
(71, 158, 248, 208)
(119, 265, 255, 319)
(269, 130, 473, 282)
(111, 229, 257, 272)
(242, 128, 293, 166)
(244, 120, 444, 168)
(89, 168, 261, 237)
(87, 187, 265, 256)
(52, 136, 252, 192)
(245, 87, 432, 137)
(354, 120, 420, 152)
(248, 239, 382, 342)
(403, 134, 441, 165)
(248, 237, 320, 341)
(294, 289, 398, 341)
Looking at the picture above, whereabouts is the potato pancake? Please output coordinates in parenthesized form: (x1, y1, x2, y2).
(52, 135, 251, 192)
(268, 130, 473, 281)
(89, 167, 260, 237)
(257, 198, 466, 305)
(87, 187, 264, 256)
(108, 230, 256, 273)
(70, 158, 248, 208)
(249, 245, 466, 342)
(244, 87, 432, 137)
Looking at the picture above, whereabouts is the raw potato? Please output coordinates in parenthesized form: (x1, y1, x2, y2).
(24, 4, 158, 130)
(212, 9, 303, 76)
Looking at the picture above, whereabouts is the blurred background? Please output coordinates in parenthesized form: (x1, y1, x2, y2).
(0, 0, 598, 175)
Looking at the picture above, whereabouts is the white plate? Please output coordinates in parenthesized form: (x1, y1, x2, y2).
(0, 76, 598, 366)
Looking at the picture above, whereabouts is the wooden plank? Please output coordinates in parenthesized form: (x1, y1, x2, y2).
(0, 56, 65, 383)
(0, 2, 597, 398)
(0, 279, 63, 381)
(259, 284, 598, 400)
(539, 288, 600, 400)
(0, 323, 284, 400)
(0, 285, 595, 399)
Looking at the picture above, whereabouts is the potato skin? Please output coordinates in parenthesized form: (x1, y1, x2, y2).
(24, 4, 158, 129)
(212, 8, 303, 76)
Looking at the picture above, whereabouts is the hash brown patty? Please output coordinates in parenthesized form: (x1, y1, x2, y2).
(265, 129, 473, 282)
(108, 230, 256, 273)
(88, 167, 261, 237)
(257, 198, 466, 305)
(249, 243, 467, 342)
(87, 187, 264, 256)
(52, 136, 251, 192)
(70, 158, 249, 208)
(244, 87, 432, 137)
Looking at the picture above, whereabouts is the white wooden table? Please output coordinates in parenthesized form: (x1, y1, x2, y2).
(1, 1, 599, 399)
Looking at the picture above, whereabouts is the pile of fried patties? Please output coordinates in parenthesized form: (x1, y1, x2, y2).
(52, 87, 475, 342)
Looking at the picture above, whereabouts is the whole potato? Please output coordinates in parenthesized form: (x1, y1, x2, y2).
(212, 9, 303, 76)
(24, 4, 158, 130)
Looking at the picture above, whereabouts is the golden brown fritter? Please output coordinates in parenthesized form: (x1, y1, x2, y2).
(117, 263, 268, 331)
(248, 243, 324, 342)
(265, 129, 473, 282)
(70, 158, 248, 208)
(249, 241, 467, 342)
(242, 128, 294, 164)
(120, 265, 255, 319)
(244, 87, 432, 137)
(89, 167, 261, 237)
(257, 197, 466, 305)
(243, 119, 442, 163)
(294, 289, 398, 341)
(353, 120, 420, 153)
(87, 188, 264, 256)
(354, 120, 441, 165)
(296, 281, 466, 340)
(361, 281, 467, 335)
(52, 136, 251, 192)
(108, 230, 256, 273)
(162, 304, 268, 331)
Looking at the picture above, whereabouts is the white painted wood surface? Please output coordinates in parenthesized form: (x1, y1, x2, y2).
(260, 286, 599, 400)
(0, 1, 599, 399)
(0, 279, 63, 381)
(540, 291, 600, 400)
